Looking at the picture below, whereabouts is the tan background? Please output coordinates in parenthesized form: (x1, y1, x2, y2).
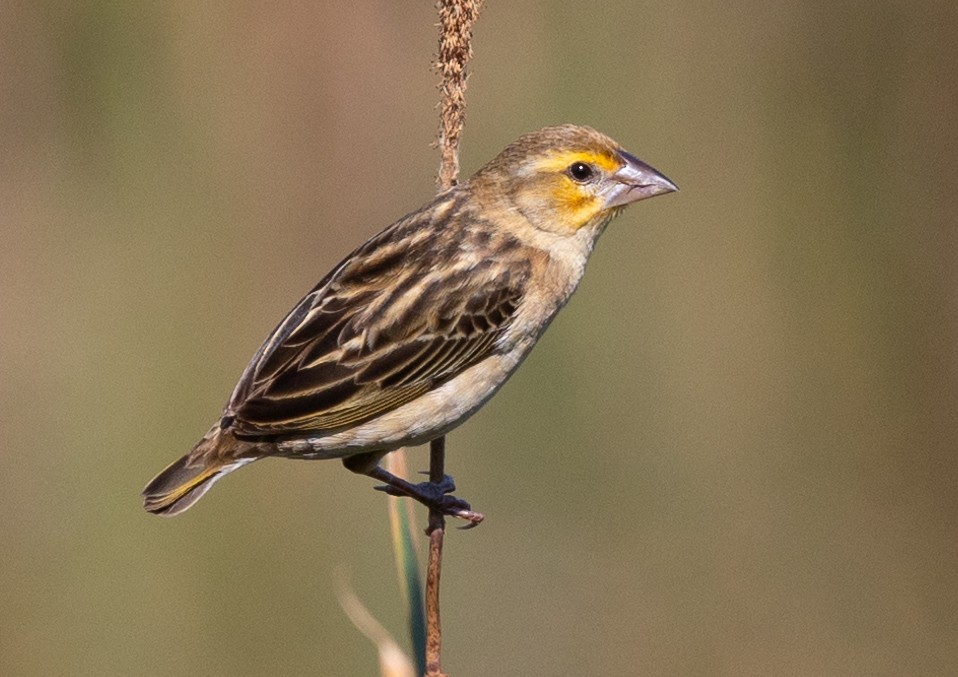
(2, 1, 956, 675)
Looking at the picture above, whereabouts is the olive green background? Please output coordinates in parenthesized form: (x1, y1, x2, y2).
(2, 2, 956, 675)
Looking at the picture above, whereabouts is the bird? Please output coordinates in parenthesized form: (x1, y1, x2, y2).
(143, 124, 677, 523)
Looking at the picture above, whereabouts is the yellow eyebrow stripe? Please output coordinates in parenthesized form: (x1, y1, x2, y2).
(534, 149, 621, 173)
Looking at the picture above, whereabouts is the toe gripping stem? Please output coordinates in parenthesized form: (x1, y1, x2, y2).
(346, 458, 485, 529)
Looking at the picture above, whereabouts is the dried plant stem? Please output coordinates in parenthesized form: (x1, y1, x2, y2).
(424, 528, 445, 676)
(425, 437, 447, 677)
(436, 0, 482, 191)
(428, 3, 482, 675)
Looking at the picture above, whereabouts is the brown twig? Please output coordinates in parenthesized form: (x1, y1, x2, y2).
(427, 3, 482, 675)
(425, 437, 447, 677)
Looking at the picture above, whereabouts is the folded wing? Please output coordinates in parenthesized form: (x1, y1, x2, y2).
(226, 212, 529, 439)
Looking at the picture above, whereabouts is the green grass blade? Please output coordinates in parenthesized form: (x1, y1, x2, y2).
(386, 450, 426, 677)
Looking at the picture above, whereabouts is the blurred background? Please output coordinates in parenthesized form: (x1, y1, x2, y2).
(2, 1, 957, 675)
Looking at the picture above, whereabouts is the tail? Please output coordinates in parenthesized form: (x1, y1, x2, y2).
(142, 426, 256, 517)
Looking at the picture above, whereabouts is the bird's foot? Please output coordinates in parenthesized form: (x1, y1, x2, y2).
(374, 473, 485, 528)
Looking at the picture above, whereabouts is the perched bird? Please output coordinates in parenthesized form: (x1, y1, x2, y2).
(143, 124, 677, 522)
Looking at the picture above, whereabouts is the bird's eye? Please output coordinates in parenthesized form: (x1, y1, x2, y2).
(568, 161, 595, 183)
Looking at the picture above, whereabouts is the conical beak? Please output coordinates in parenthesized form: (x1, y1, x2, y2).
(603, 149, 678, 209)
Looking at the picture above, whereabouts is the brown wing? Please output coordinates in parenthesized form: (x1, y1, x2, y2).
(225, 202, 529, 439)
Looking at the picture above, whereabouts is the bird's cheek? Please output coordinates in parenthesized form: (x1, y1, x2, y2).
(513, 181, 599, 235)
(551, 185, 603, 232)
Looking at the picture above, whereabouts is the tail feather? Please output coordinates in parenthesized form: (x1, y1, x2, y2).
(142, 455, 222, 516)
(143, 427, 256, 516)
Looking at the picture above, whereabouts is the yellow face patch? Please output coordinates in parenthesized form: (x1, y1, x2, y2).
(534, 150, 621, 230)
(508, 147, 624, 234)
(533, 149, 622, 174)
(549, 179, 603, 229)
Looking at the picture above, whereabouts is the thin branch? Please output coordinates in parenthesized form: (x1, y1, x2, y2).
(425, 438, 446, 677)
(427, 2, 482, 675)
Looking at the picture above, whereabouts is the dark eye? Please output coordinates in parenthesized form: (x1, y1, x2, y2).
(568, 161, 595, 182)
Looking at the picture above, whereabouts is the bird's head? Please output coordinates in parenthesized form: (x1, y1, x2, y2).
(471, 124, 677, 236)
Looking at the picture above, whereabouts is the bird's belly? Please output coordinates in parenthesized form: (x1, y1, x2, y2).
(275, 350, 525, 459)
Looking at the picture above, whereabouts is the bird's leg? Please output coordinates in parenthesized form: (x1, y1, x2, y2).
(342, 452, 484, 527)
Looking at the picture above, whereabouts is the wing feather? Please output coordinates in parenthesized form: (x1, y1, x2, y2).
(226, 201, 530, 440)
